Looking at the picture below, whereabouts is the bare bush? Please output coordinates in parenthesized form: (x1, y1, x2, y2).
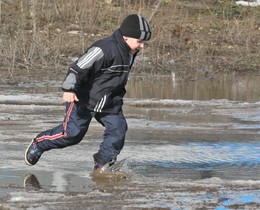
(0, 0, 259, 77)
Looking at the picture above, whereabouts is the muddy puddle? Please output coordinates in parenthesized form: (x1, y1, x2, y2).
(0, 72, 260, 209)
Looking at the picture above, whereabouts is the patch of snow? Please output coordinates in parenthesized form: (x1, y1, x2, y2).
(236, 0, 260, 6)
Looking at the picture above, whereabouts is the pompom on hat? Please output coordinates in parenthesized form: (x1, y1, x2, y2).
(119, 14, 152, 41)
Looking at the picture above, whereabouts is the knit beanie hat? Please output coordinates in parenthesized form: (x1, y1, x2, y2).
(119, 14, 152, 41)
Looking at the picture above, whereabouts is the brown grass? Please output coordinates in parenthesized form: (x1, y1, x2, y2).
(0, 0, 259, 77)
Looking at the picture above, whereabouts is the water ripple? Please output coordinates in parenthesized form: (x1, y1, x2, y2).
(129, 142, 260, 168)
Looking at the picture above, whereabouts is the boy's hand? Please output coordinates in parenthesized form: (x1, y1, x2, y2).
(63, 92, 79, 102)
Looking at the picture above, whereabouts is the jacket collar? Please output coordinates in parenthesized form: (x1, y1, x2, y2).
(112, 29, 139, 56)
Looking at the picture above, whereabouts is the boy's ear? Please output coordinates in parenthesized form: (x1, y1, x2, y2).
(122, 36, 129, 42)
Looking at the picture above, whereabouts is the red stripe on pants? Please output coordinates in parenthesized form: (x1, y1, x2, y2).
(35, 102, 74, 142)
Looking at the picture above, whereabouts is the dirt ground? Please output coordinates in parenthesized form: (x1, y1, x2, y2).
(0, 0, 259, 76)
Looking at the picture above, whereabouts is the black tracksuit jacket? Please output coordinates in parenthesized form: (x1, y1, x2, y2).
(62, 29, 138, 114)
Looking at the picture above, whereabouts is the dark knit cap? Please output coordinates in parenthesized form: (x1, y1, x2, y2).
(119, 14, 152, 41)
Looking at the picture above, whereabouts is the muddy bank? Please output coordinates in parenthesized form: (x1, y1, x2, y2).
(0, 0, 259, 75)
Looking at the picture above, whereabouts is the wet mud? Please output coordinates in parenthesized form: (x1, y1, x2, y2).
(0, 73, 260, 209)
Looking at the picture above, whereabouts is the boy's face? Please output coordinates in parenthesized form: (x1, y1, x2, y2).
(123, 36, 145, 54)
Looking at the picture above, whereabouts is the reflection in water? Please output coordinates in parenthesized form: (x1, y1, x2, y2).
(23, 173, 66, 191)
(126, 72, 260, 101)
(23, 171, 88, 192)
(52, 171, 68, 191)
(23, 169, 128, 191)
(24, 173, 41, 190)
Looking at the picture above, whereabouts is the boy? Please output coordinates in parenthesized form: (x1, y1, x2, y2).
(25, 14, 152, 170)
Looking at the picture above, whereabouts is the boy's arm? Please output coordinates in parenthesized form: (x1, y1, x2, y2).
(62, 46, 104, 97)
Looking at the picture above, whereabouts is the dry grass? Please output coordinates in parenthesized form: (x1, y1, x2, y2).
(0, 0, 259, 77)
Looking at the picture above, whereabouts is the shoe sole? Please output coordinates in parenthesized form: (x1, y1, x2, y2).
(24, 139, 34, 166)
